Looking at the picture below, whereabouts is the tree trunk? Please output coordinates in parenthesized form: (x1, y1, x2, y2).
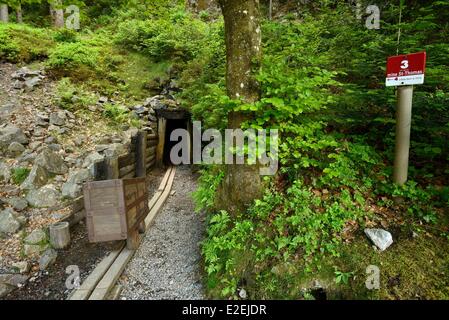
(50, 0, 64, 28)
(217, 0, 263, 214)
(16, 5, 23, 23)
(269, 0, 272, 20)
(0, 4, 8, 23)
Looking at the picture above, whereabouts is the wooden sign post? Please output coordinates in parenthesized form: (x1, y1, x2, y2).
(386, 52, 427, 185)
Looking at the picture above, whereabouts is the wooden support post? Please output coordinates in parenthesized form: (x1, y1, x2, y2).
(156, 117, 167, 168)
(105, 157, 119, 180)
(393, 85, 414, 186)
(135, 131, 147, 178)
(49, 222, 71, 249)
(126, 229, 141, 250)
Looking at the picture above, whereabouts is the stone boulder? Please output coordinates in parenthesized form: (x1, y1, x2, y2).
(61, 169, 91, 199)
(49, 111, 67, 126)
(0, 208, 24, 235)
(26, 185, 61, 208)
(143, 95, 166, 110)
(0, 274, 29, 298)
(0, 125, 28, 151)
(20, 164, 48, 191)
(24, 243, 49, 257)
(7, 142, 25, 157)
(11, 67, 41, 80)
(39, 249, 57, 271)
(24, 229, 48, 245)
(35, 148, 68, 175)
(24, 77, 42, 91)
(0, 161, 10, 183)
(2, 197, 28, 211)
(82, 152, 104, 169)
(103, 143, 126, 158)
(364, 228, 393, 251)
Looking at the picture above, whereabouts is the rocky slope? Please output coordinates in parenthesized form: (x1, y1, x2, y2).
(0, 61, 173, 298)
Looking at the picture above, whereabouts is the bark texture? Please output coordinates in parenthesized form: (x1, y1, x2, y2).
(16, 5, 23, 23)
(50, 0, 64, 28)
(216, 0, 263, 214)
(0, 4, 8, 23)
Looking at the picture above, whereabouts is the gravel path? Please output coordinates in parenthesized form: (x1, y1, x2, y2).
(119, 166, 205, 300)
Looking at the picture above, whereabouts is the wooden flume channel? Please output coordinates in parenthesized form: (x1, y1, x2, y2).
(68, 166, 176, 300)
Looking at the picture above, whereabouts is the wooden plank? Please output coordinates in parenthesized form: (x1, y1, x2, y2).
(146, 146, 156, 157)
(69, 242, 125, 300)
(144, 167, 176, 229)
(88, 246, 136, 300)
(145, 154, 156, 165)
(147, 133, 157, 140)
(119, 164, 135, 178)
(61, 209, 86, 227)
(70, 196, 85, 213)
(118, 153, 135, 168)
(145, 167, 172, 213)
(122, 172, 135, 179)
(147, 139, 158, 147)
(107, 284, 123, 300)
(158, 167, 173, 191)
(146, 160, 155, 170)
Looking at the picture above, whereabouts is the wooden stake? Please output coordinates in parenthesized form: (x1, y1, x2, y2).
(49, 222, 71, 249)
(393, 85, 414, 185)
(156, 117, 167, 168)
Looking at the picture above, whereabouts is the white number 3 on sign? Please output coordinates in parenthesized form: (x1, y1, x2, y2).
(400, 60, 409, 69)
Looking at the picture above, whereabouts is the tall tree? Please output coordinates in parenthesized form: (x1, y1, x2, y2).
(0, 3, 8, 22)
(15, 2, 22, 23)
(217, 0, 263, 213)
(7, 0, 24, 23)
(49, 0, 64, 28)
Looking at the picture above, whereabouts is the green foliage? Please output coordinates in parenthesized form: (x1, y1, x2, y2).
(192, 167, 224, 212)
(334, 268, 354, 285)
(378, 181, 439, 224)
(53, 28, 79, 43)
(102, 103, 130, 125)
(0, 23, 54, 63)
(197, 1, 448, 299)
(11, 167, 30, 185)
(55, 78, 97, 111)
(115, 7, 209, 61)
(47, 41, 99, 69)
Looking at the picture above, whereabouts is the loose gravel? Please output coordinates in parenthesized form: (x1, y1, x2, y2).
(119, 166, 205, 300)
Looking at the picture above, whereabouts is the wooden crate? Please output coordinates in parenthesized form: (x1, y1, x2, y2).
(84, 177, 148, 243)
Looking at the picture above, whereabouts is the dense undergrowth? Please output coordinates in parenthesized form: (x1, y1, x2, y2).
(189, 1, 449, 299)
(1, 0, 448, 300)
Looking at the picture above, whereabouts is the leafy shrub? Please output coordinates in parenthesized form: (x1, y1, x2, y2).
(115, 8, 209, 61)
(53, 29, 79, 43)
(102, 103, 130, 124)
(0, 24, 54, 63)
(193, 167, 225, 212)
(47, 42, 99, 69)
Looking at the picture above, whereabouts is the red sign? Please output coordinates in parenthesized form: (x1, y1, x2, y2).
(386, 52, 427, 87)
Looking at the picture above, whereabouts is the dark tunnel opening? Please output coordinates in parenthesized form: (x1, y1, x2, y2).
(163, 118, 188, 165)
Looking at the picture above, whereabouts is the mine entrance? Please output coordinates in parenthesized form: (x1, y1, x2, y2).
(155, 110, 191, 167)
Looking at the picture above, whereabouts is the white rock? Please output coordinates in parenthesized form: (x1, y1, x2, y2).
(364, 228, 393, 251)
(239, 288, 247, 299)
